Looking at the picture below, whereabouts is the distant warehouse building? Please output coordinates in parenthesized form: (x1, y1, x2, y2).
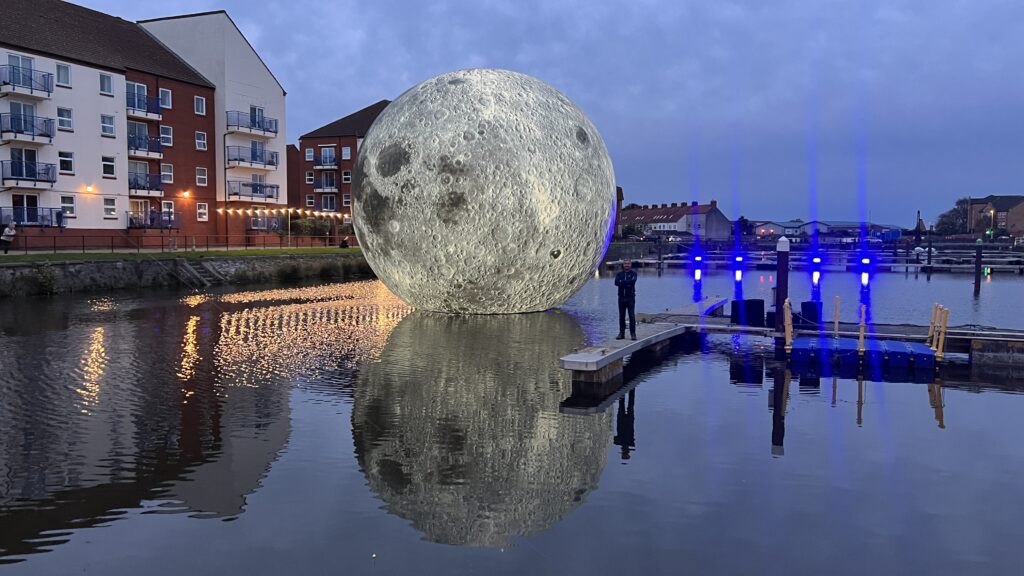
(619, 200, 731, 241)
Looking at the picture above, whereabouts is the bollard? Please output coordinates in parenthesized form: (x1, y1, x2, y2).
(973, 245, 982, 295)
(783, 299, 794, 353)
(833, 296, 840, 339)
(936, 307, 950, 360)
(926, 303, 939, 347)
(858, 304, 867, 355)
(775, 237, 790, 332)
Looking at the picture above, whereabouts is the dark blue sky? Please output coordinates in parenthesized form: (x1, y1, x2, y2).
(85, 0, 1024, 225)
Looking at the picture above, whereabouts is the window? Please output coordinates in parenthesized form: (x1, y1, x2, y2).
(322, 195, 336, 211)
(305, 148, 314, 161)
(162, 200, 174, 214)
(160, 164, 173, 183)
(342, 193, 351, 207)
(56, 64, 71, 87)
(342, 146, 351, 160)
(196, 167, 208, 186)
(159, 88, 172, 109)
(58, 151, 74, 174)
(57, 108, 73, 131)
(321, 147, 336, 164)
(195, 131, 207, 150)
(101, 156, 116, 177)
(99, 73, 113, 95)
(305, 171, 314, 184)
(194, 96, 206, 115)
(159, 125, 173, 146)
(60, 195, 76, 217)
(103, 197, 117, 218)
(197, 202, 209, 222)
(322, 171, 336, 188)
(343, 213, 352, 223)
(342, 170, 352, 183)
(100, 114, 115, 136)
(305, 194, 315, 208)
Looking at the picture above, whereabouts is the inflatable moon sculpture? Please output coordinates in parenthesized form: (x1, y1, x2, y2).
(352, 68, 616, 314)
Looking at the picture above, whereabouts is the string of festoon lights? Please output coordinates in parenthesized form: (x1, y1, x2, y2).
(214, 207, 350, 219)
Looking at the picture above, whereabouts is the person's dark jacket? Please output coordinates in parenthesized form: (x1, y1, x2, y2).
(615, 270, 637, 301)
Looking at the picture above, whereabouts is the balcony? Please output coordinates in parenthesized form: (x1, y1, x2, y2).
(127, 210, 181, 230)
(226, 111, 278, 137)
(0, 113, 55, 144)
(226, 146, 279, 170)
(226, 180, 280, 201)
(128, 134, 163, 159)
(0, 206, 67, 227)
(126, 93, 162, 120)
(1, 160, 57, 188)
(128, 172, 164, 197)
(313, 155, 338, 170)
(246, 215, 283, 231)
(0, 65, 53, 99)
(313, 177, 338, 193)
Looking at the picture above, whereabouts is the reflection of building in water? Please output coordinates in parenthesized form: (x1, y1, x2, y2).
(352, 311, 612, 547)
(1, 281, 410, 560)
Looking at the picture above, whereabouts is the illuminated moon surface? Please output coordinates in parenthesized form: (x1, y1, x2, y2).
(352, 68, 616, 314)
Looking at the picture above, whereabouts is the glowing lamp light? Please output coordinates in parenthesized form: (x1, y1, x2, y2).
(861, 258, 870, 265)
(182, 190, 191, 198)
(85, 185, 94, 193)
(734, 269, 743, 282)
(216, 208, 224, 214)
(694, 269, 702, 281)
(812, 257, 821, 264)
(812, 270, 821, 286)
(735, 256, 744, 262)
(694, 256, 702, 262)
(861, 272, 870, 286)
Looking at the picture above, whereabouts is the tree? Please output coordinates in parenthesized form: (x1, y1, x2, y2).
(934, 197, 970, 235)
(734, 216, 753, 236)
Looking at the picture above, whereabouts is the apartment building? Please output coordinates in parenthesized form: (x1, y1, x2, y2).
(140, 12, 288, 238)
(0, 0, 218, 242)
(288, 100, 391, 227)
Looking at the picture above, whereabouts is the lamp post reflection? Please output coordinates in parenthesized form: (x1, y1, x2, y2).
(770, 368, 791, 456)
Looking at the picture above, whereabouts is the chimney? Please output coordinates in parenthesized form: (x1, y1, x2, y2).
(671, 202, 678, 207)
(661, 203, 668, 208)
(642, 204, 648, 210)
(710, 200, 717, 208)
(691, 201, 698, 207)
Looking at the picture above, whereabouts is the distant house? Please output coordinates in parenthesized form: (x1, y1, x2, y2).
(754, 221, 804, 237)
(618, 200, 731, 241)
(967, 195, 1024, 235)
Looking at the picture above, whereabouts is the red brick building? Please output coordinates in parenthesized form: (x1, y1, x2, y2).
(288, 100, 390, 232)
(123, 71, 218, 241)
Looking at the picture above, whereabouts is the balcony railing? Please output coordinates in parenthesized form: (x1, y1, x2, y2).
(128, 134, 163, 155)
(0, 113, 55, 139)
(313, 177, 338, 190)
(226, 111, 278, 134)
(227, 180, 280, 199)
(0, 65, 53, 95)
(0, 206, 67, 227)
(246, 216, 284, 231)
(226, 146, 279, 167)
(128, 172, 163, 191)
(126, 210, 181, 230)
(314, 155, 338, 168)
(126, 93, 162, 115)
(1, 160, 57, 183)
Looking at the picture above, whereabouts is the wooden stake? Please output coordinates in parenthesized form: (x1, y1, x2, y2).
(858, 304, 867, 355)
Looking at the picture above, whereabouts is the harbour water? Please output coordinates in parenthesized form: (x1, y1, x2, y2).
(1, 270, 1023, 574)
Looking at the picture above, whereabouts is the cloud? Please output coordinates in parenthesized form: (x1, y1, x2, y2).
(88, 0, 1024, 223)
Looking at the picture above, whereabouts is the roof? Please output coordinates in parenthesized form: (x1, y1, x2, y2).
(0, 0, 214, 88)
(757, 220, 805, 229)
(302, 100, 392, 139)
(619, 202, 720, 225)
(984, 195, 1024, 212)
(139, 10, 286, 96)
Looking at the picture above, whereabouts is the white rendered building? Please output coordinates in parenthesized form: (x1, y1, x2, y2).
(140, 12, 289, 212)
